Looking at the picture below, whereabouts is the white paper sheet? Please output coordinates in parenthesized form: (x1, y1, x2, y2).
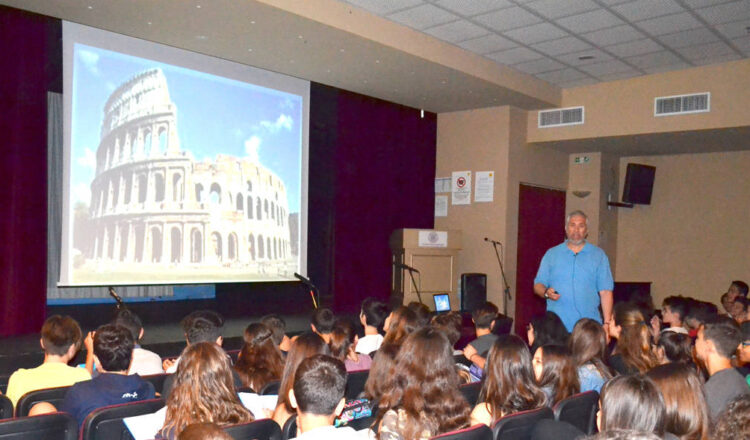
(475, 171, 494, 202)
(451, 171, 471, 205)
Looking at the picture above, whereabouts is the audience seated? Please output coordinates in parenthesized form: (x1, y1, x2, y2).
(375, 327, 470, 439)
(527, 311, 569, 355)
(356, 298, 388, 355)
(462, 302, 499, 373)
(382, 306, 419, 348)
(178, 422, 233, 440)
(608, 303, 659, 375)
(597, 375, 665, 437)
(713, 394, 750, 440)
(471, 334, 547, 426)
(406, 301, 432, 328)
(113, 309, 164, 376)
(570, 318, 613, 393)
(5, 315, 91, 407)
(651, 296, 689, 340)
(694, 315, 750, 421)
(646, 362, 709, 440)
(684, 300, 718, 338)
(588, 430, 662, 440)
(311, 308, 336, 344)
(430, 311, 462, 352)
(363, 342, 399, 403)
(533, 344, 579, 407)
(261, 314, 292, 354)
(655, 331, 694, 366)
(159, 342, 254, 439)
(60, 323, 156, 426)
(273, 332, 331, 428)
(234, 323, 285, 392)
(329, 319, 372, 372)
(289, 354, 366, 439)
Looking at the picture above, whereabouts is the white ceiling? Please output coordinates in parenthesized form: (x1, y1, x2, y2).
(342, 0, 750, 88)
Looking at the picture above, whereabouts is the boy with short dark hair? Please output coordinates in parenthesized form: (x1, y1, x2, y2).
(6, 315, 91, 406)
(311, 308, 335, 343)
(462, 302, 499, 370)
(356, 298, 387, 354)
(113, 308, 163, 375)
(164, 309, 225, 373)
(262, 313, 291, 353)
(60, 324, 155, 426)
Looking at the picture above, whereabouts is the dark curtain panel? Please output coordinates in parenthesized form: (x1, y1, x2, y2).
(0, 6, 62, 337)
(309, 84, 436, 314)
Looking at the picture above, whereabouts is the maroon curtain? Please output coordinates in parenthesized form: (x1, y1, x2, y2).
(0, 6, 61, 337)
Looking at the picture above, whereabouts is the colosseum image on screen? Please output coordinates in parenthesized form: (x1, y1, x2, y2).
(72, 68, 298, 283)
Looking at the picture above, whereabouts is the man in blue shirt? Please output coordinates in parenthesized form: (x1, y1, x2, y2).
(533, 210, 614, 331)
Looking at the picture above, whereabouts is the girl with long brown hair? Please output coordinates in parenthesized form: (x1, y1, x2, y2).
(329, 319, 372, 371)
(647, 363, 710, 440)
(272, 332, 330, 428)
(375, 327, 470, 440)
(609, 303, 659, 374)
(382, 306, 419, 347)
(233, 323, 285, 392)
(159, 342, 253, 439)
(471, 335, 547, 426)
(570, 318, 613, 393)
(533, 344, 580, 406)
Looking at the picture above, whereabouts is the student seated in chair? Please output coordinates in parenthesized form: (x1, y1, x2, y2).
(6, 315, 91, 407)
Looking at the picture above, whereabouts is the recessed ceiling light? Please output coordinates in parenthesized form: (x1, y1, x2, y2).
(196, 35, 207, 40)
(375, 60, 380, 64)
(196, 4, 202, 8)
(290, 60, 295, 63)
(326, 69, 331, 73)
(147, 21, 152, 25)
(298, 35, 303, 39)
(441, 80, 447, 84)
(87, 5, 93, 10)
(578, 55, 595, 60)
(247, 48, 252, 52)
(339, 49, 345, 53)
(250, 21, 256, 24)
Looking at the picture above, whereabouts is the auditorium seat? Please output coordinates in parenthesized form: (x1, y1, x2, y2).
(80, 398, 165, 440)
(429, 424, 492, 440)
(0, 395, 12, 420)
(491, 407, 553, 440)
(0, 412, 77, 440)
(260, 381, 280, 395)
(141, 373, 168, 395)
(552, 391, 599, 435)
(345, 370, 369, 400)
(15, 386, 69, 417)
(459, 382, 482, 406)
(228, 349, 240, 364)
(281, 413, 297, 440)
(223, 418, 282, 440)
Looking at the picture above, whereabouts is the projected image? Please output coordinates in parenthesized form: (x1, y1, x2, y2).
(68, 44, 302, 285)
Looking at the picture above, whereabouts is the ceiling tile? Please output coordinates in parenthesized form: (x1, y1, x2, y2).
(658, 27, 720, 49)
(424, 19, 490, 43)
(474, 6, 544, 32)
(486, 46, 544, 64)
(606, 38, 665, 57)
(732, 36, 750, 55)
(557, 10, 625, 34)
(695, 1, 750, 25)
(715, 20, 750, 39)
(675, 41, 736, 60)
(578, 59, 635, 76)
(536, 68, 590, 83)
(434, 0, 514, 17)
(597, 70, 642, 82)
(682, 0, 737, 9)
(342, 0, 424, 15)
(636, 12, 703, 36)
(626, 50, 684, 69)
(387, 4, 459, 30)
(458, 34, 518, 53)
(642, 61, 692, 74)
(612, 0, 685, 22)
(693, 53, 742, 65)
(558, 77, 599, 88)
(512, 57, 567, 74)
(503, 22, 569, 44)
(525, 0, 599, 19)
(556, 48, 614, 65)
(581, 24, 645, 46)
(532, 36, 593, 56)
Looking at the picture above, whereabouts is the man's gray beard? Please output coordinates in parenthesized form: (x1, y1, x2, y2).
(567, 238, 585, 246)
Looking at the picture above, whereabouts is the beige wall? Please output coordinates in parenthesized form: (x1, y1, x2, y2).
(435, 106, 568, 313)
(615, 150, 750, 307)
(527, 59, 750, 143)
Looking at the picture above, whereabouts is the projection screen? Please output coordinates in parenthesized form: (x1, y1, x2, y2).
(60, 22, 309, 287)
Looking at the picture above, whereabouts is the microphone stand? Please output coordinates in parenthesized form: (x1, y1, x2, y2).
(406, 268, 423, 306)
(489, 242, 512, 316)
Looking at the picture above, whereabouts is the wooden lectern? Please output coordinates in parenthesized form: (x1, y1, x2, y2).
(389, 229, 462, 311)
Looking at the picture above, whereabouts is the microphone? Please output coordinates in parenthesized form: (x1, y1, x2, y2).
(294, 272, 314, 287)
(484, 237, 502, 245)
(108, 286, 124, 309)
(395, 262, 420, 274)
(294, 273, 319, 309)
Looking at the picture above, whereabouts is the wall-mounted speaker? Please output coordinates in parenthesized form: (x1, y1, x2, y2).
(622, 163, 656, 205)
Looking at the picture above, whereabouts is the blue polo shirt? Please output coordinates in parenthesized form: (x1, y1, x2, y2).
(534, 242, 613, 331)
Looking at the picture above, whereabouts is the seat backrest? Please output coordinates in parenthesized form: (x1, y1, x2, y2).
(459, 382, 482, 406)
(0, 395, 12, 421)
(260, 380, 281, 396)
(491, 407, 553, 440)
(141, 374, 168, 395)
(281, 414, 297, 440)
(80, 398, 165, 440)
(552, 391, 599, 435)
(0, 412, 78, 440)
(429, 424, 493, 440)
(345, 370, 369, 400)
(224, 418, 282, 440)
(15, 386, 70, 417)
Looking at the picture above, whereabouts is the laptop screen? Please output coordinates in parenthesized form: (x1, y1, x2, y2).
(433, 293, 451, 312)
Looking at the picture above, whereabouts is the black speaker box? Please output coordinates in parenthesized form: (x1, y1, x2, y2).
(461, 273, 487, 312)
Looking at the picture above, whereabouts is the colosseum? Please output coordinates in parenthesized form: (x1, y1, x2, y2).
(78, 68, 295, 283)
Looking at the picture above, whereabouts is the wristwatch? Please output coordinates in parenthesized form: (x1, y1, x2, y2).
(544, 290, 549, 299)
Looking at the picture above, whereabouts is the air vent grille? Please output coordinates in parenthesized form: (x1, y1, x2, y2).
(655, 93, 710, 116)
(538, 106, 584, 128)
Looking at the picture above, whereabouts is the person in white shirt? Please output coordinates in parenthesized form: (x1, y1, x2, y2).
(288, 354, 367, 440)
(356, 298, 387, 355)
(113, 309, 164, 376)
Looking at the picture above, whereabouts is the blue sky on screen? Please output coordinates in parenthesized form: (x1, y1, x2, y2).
(71, 43, 302, 212)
